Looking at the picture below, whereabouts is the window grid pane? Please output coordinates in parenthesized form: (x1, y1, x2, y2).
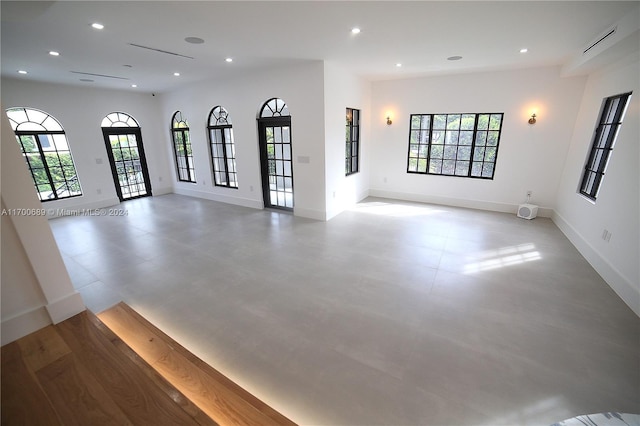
(208, 106, 238, 189)
(8, 107, 82, 201)
(579, 92, 632, 201)
(407, 112, 503, 179)
(346, 108, 360, 176)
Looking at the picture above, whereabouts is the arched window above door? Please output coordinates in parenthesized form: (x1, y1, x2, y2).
(5, 107, 83, 201)
(260, 98, 290, 118)
(171, 111, 196, 183)
(101, 112, 139, 127)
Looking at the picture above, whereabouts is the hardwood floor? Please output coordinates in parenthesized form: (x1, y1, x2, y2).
(1, 304, 295, 426)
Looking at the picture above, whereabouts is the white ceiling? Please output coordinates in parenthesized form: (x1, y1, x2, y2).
(2, 1, 639, 93)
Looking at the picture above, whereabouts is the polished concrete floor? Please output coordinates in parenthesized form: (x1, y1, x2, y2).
(50, 194, 639, 426)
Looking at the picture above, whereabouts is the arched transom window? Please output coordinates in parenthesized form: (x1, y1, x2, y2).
(207, 106, 238, 188)
(101, 112, 140, 127)
(6, 107, 82, 201)
(171, 111, 196, 183)
(260, 98, 290, 118)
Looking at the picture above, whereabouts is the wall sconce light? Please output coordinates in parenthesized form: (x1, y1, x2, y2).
(528, 113, 537, 125)
(386, 116, 393, 125)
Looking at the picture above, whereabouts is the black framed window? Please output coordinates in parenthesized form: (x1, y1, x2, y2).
(207, 106, 238, 188)
(579, 92, 632, 201)
(5, 107, 82, 201)
(346, 108, 360, 175)
(171, 111, 196, 183)
(407, 113, 503, 179)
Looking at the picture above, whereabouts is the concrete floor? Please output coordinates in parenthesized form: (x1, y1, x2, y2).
(50, 194, 640, 426)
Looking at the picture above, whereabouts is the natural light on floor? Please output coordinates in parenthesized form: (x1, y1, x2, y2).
(463, 243, 541, 274)
(351, 201, 446, 217)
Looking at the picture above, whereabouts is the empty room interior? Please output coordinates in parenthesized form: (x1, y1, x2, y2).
(1, 1, 639, 425)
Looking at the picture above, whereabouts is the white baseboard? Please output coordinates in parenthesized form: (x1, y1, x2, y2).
(173, 186, 263, 210)
(1, 306, 52, 345)
(368, 188, 553, 217)
(45, 291, 86, 324)
(552, 211, 639, 317)
(294, 206, 326, 221)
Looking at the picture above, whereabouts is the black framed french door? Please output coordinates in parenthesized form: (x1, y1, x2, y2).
(101, 127, 152, 201)
(257, 117, 294, 210)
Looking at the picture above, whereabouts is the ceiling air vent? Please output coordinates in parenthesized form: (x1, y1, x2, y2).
(583, 26, 617, 55)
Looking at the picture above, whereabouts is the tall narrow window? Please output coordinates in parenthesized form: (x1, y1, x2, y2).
(407, 113, 503, 179)
(579, 92, 632, 201)
(207, 106, 238, 188)
(5, 107, 82, 201)
(171, 111, 196, 183)
(346, 108, 360, 175)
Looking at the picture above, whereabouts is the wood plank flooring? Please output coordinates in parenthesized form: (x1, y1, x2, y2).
(97, 302, 296, 426)
(2, 304, 296, 426)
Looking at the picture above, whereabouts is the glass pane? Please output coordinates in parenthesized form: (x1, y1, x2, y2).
(471, 162, 483, 176)
(445, 132, 459, 145)
(442, 160, 455, 175)
(477, 114, 490, 130)
(461, 114, 475, 130)
(429, 159, 442, 174)
(482, 163, 495, 177)
(459, 131, 473, 145)
(284, 161, 291, 177)
(457, 146, 471, 160)
(433, 115, 446, 129)
(455, 161, 469, 176)
(447, 114, 461, 129)
(420, 115, 431, 129)
(444, 146, 457, 159)
(489, 115, 502, 130)
(432, 131, 445, 144)
(430, 145, 443, 159)
(411, 115, 421, 130)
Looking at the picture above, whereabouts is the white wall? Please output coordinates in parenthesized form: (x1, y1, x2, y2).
(369, 66, 588, 216)
(323, 62, 372, 220)
(1, 78, 173, 215)
(159, 61, 327, 220)
(553, 55, 640, 316)
(1, 106, 85, 344)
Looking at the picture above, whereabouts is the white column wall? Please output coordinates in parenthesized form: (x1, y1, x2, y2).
(553, 56, 640, 316)
(323, 62, 372, 220)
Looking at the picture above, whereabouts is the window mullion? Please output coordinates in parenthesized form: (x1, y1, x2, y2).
(36, 133, 58, 199)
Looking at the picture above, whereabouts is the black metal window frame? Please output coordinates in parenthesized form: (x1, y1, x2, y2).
(407, 112, 504, 179)
(207, 106, 238, 189)
(346, 107, 360, 176)
(579, 92, 632, 201)
(171, 111, 196, 183)
(6, 107, 83, 201)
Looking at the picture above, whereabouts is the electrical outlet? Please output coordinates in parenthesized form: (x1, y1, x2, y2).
(601, 229, 612, 242)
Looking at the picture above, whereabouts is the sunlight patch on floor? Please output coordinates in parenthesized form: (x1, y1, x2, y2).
(464, 243, 541, 274)
(352, 201, 446, 217)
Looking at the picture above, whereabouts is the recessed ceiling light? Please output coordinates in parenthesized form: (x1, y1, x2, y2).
(49, 51, 60, 56)
(18, 70, 28, 74)
(447, 55, 463, 61)
(225, 57, 233, 63)
(520, 48, 528, 53)
(79, 78, 94, 82)
(131, 84, 137, 88)
(91, 23, 104, 30)
(185, 37, 205, 44)
(396, 63, 402, 68)
(351, 27, 361, 34)
(123, 64, 133, 68)
(173, 72, 180, 76)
